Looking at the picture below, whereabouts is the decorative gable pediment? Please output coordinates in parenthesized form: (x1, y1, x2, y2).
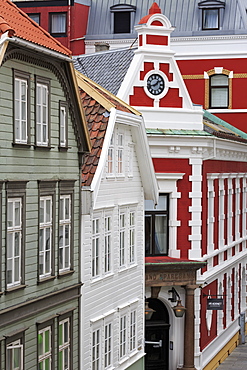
(198, 0, 225, 9)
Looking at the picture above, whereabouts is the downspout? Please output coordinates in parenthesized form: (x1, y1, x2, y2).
(68, 0, 71, 51)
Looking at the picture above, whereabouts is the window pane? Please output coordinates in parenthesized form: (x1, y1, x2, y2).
(211, 74, 228, 86)
(203, 9, 219, 29)
(51, 13, 66, 33)
(114, 11, 130, 33)
(154, 214, 168, 254)
(211, 87, 228, 107)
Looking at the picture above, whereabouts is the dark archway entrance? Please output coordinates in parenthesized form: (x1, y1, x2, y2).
(145, 298, 170, 370)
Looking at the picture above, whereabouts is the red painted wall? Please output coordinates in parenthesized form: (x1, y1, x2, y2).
(18, 3, 89, 55)
(200, 280, 218, 350)
(152, 158, 192, 258)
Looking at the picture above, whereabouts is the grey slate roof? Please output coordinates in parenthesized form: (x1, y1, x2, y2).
(73, 47, 135, 95)
(86, 0, 247, 39)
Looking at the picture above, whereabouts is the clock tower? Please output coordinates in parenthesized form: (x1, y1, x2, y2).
(118, 2, 203, 131)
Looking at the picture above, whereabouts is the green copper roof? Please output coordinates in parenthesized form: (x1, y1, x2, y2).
(146, 128, 211, 136)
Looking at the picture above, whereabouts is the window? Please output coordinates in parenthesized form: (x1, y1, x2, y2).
(38, 181, 56, 280)
(59, 318, 70, 370)
(92, 329, 100, 370)
(7, 339, 23, 370)
(129, 211, 135, 264)
(36, 77, 50, 147)
(210, 74, 229, 108)
(130, 310, 136, 352)
(92, 218, 100, 278)
(59, 195, 71, 272)
(119, 212, 126, 267)
(59, 102, 68, 148)
(107, 136, 114, 175)
(119, 314, 127, 359)
(117, 133, 124, 175)
(39, 196, 53, 278)
(28, 13, 40, 24)
(202, 8, 219, 29)
(104, 323, 112, 369)
(50, 13, 67, 36)
(13, 70, 30, 145)
(110, 4, 136, 34)
(38, 326, 52, 370)
(6, 181, 27, 290)
(145, 194, 169, 256)
(104, 216, 111, 274)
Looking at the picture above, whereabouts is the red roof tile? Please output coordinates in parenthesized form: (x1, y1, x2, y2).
(79, 88, 109, 186)
(0, 0, 71, 56)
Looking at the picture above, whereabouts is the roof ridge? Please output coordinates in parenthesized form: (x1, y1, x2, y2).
(75, 46, 137, 59)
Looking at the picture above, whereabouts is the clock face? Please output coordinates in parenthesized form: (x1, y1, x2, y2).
(147, 74, 165, 95)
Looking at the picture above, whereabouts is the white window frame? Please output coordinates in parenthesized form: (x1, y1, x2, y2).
(107, 135, 114, 175)
(38, 326, 52, 370)
(92, 327, 101, 370)
(119, 313, 127, 360)
(119, 211, 126, 268)
(129, 310, 137, 352)
(14, 77, 28, 144)
(7, 198, 22, 288)
(59, 103, 67, 147)
(92, 218, 100, 278)
(104, 321, 112, 369)
(59, 194, 71, 272)
(36, 82, 49, 146)
(104, 215, 112, 274)
(128, 143, 134, 177)
(59, 318, 70, 370)
(129, 211, 135, 264)
(117, 132, 124, 175)
(7, 339, 23, 370)
(39, 196, 53, 279)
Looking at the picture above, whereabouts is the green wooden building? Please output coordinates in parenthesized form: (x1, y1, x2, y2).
(0, 1, 90, 368)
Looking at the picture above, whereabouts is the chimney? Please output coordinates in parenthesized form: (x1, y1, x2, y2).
(94, 42, 110, 52)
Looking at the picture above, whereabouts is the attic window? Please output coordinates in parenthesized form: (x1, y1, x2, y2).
(203, 8, 219, 29)
(110, 4, 136, 34)
(198, 0, 225, 31)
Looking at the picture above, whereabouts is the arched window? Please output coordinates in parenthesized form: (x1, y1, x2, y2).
(210, 74, 229, 108)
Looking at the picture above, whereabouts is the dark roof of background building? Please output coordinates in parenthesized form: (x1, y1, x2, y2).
(85, 0, 247, 40)
(74, 47, 135, 95)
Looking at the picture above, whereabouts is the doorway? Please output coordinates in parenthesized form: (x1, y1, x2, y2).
(145, 298, 170, 370)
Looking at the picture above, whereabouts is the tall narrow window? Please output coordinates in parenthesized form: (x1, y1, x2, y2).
(107, 136, 114, 174)
(13, 70, 30, 145)
(92, 329, 100, 370)
(129, 211, 135, 264)
(104, 216, 111, 274)
(59, 102, 68, 148)
(104, 323, 112, 369)
(210, 74, 229, 108)
(59, 195, 71, 272)
(39, 196, 53, 278)
(59, 318, 70, 370)
(38, 326, 52, 369)
(119, 315, 127, 359)
(110, 4, 136, 34)
(202, 8, 219, 29)
(92, 218, 100, 277)
(7, 339, 23, 370)
(117, 133, 124, 175)
(36, 77, 50, 147)
(6, 182, 27, 289)
(130, 310, 136, 352)
(7, 198, 22, 288)
(119, 212, 126, 267)
(145, 194, 169, 256)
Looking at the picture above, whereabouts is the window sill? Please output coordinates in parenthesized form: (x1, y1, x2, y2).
(12, 142, 31, 148)
(38, 275, 56, 284)
(58, 269, 74, 278)
(34, 145, 53, 150)
(5, 284, 26, 293)
(58, 146, 70, 152)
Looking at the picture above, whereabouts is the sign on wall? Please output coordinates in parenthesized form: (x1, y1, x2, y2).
(207, 298, 224, 310)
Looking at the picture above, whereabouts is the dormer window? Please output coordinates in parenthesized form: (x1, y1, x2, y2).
(110, 4, 136, 34)
(203, 8, 219, 29)
(198, 0, 225, 31)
